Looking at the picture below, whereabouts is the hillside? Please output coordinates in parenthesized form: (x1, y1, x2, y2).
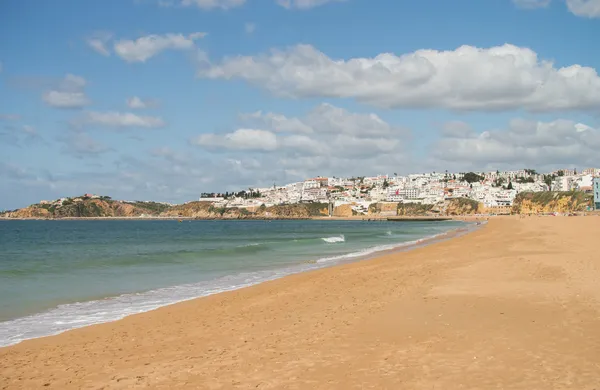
(512, 191, 593, 214)
(0, 197, 330, 219)
(0, 196, 172, 219)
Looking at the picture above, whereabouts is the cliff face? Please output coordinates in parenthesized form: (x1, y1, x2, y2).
(396, 203, 435, 216)
(159, 202, 329, 219)
(512, 192, 593, 214)
(395, 198, 483, 217)
(368, 202, 398, 216)
(1, 207, 52, 219)
(442, 198, 483, 216)
(333, 204, 354, 217)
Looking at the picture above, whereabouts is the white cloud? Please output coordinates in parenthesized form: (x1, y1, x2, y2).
(198, 43, 600, 112)
(276, 0, 346, 9)
(114, 32, 206, 63)
(42, 74, 90, 109)
(241, 103, 406, 136)
(86, 32, 113, 56)
(126, 96, 157, 109)
(566, 0, 600, 17)
(240, 111, 314, 134)
(192, 128, 279, 151)
(512, 0, 551, 8)
(245, 22, 256, 34)
(432, 118, 600, 169)
(180, 0, 246, 9)
(43, 91, 89, 109)
(86, 111, 166, 128)
(192, 103, 408, 163)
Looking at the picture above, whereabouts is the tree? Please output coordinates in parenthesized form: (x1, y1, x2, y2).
(383, 179, 389, 189)
(507, 182, 514, 190)
(543, 175, 553, 188)
(557, 170, 565, 177)
(462, 172, 484, 184)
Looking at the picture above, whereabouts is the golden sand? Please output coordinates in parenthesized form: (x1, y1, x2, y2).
(2, 216, 600, 389)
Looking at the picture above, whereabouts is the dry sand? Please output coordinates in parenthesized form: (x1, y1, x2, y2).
(2, 216, 600, 389)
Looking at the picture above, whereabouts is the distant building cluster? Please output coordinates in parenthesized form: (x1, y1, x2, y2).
(202, 168, 600, 213)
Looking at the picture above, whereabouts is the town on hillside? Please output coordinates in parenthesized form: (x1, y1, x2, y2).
(199, 168, 600, 214)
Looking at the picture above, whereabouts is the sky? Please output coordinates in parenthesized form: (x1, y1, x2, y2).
(1, 0, 599, 209)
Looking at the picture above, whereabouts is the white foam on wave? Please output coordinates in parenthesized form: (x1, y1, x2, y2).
(0, 223, 478, 348)
(321, 235, 345, 243)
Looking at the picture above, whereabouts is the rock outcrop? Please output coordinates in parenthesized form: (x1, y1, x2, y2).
(161, 202, 329, 219)
(512, 192, 593, 214)
(394, 198, 483, 217)
(368, 202, 398, 216)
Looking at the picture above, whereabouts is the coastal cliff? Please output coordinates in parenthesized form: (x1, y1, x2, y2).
(512, 192, 593, 214)
(0, 195, 334, 220)
(162, 202, 329, 219)
(1, 197, 171, 219)
(396, 198, 482, 216)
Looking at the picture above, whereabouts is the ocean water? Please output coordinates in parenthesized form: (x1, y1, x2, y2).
(0, 219, 469, 346)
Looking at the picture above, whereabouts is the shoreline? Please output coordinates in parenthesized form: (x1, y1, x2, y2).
(0, 215, 484, 221)
(0, 221, 477, 348)
(3, 216, 599, 388)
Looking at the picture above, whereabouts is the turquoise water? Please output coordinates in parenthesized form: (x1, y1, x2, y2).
(0, 219, 469, 346)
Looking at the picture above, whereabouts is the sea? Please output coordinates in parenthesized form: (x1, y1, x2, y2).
(0, 219, 470, 347)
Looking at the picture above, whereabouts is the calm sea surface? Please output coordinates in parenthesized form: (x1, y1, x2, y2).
(0, 219, 469, 346)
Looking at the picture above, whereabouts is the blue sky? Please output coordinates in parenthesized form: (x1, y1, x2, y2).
(1, 0, 599, 209)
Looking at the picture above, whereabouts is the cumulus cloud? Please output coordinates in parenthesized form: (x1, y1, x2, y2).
(42, 74, 90, 109)
(126, 96, 157, 109)
(85, 111, 166, 128)
(180, 0, 246, 9)
(566, 0, 600, 17)
(86, 32, 113, 56)
(192, 103, 409, 164)
(114, 32, 207, 63)
(192, 128, 279, 151)
(241, 103, 407, 136)
(198, 43, 600, 112)
(276, 0, 346, 9)
(432, 118, 600, 170)
(512, 0, 551, 8)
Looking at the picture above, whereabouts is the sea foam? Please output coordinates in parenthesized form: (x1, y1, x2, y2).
(321, 235, 345, 243)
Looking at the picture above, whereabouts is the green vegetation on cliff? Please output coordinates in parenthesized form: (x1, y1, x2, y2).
(1, 196, 175, 219)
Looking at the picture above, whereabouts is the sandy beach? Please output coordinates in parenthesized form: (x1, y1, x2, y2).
(2, 216, 600, 389)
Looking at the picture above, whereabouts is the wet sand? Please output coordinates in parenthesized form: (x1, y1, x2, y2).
(2, 216, 600, 389)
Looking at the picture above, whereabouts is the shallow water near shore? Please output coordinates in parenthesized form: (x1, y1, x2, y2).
(0, 219, 469, 346)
